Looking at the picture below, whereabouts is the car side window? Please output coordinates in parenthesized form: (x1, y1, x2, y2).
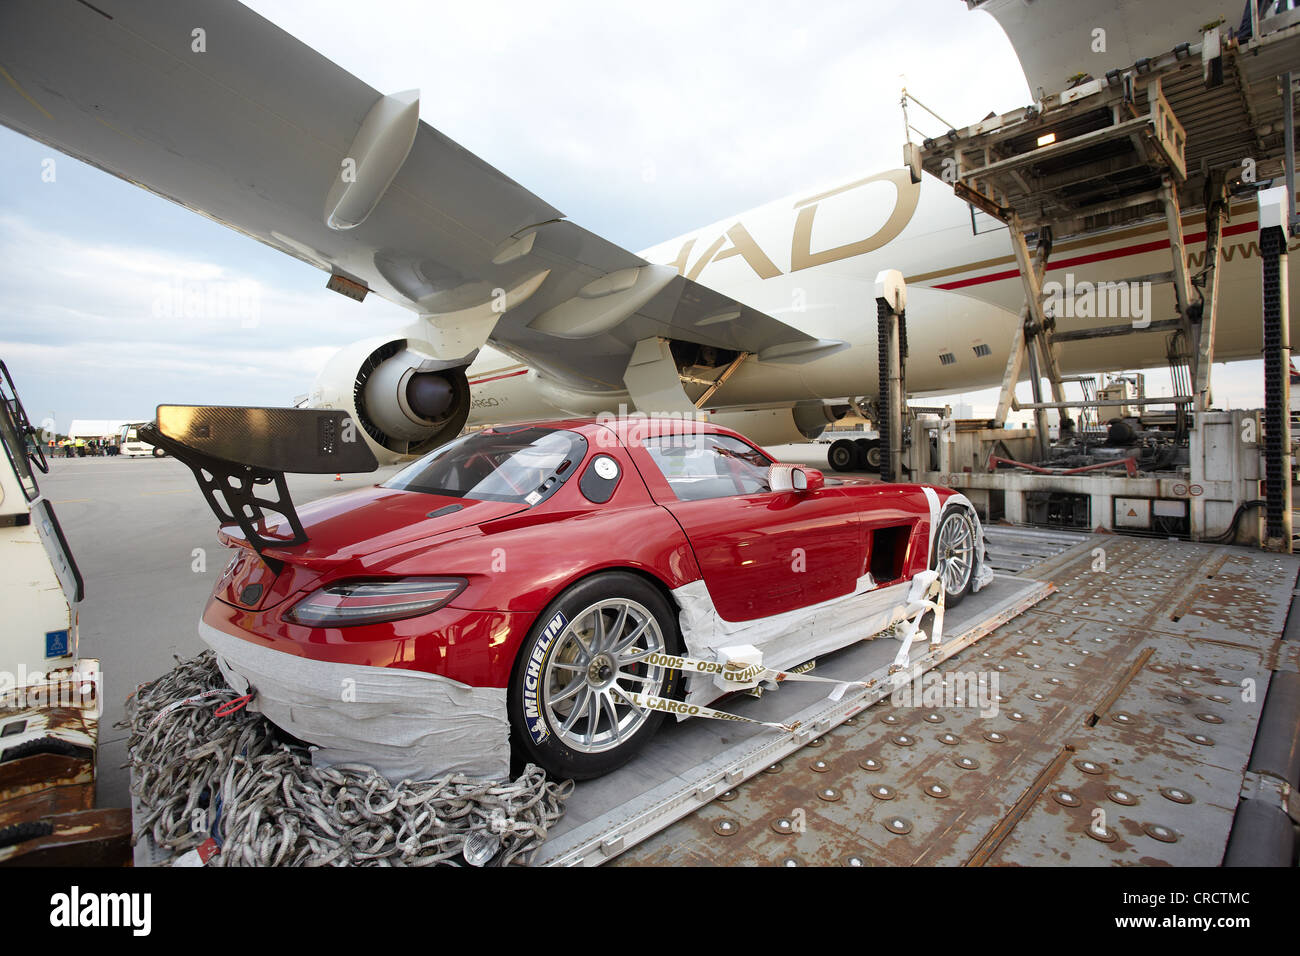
(643, 434, 772, 501)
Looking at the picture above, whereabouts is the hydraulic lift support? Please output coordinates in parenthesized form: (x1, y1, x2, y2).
(875, 270, 907, 482)
(916, 18, 1300, 445)
(1259, 185, 1293, 553)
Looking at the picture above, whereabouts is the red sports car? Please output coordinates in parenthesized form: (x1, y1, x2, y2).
(194, 416, 989, 781)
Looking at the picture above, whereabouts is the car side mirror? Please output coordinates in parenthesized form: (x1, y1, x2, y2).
(768, 463, 824, 493)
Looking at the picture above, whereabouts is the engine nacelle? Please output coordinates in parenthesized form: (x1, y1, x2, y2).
(709, 402, 851, 447)
(309, 337, 471, 462)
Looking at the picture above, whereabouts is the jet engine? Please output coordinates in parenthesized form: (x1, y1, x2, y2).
(310, 337, 471, 462)
(708, 401, 852, 447)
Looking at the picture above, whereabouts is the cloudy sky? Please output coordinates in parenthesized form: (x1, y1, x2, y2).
(0, 0, 1267, 434)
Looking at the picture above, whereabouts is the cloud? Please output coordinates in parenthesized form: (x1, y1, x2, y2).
(9, 0, 1262, 433)
(0, 212, 412, 427)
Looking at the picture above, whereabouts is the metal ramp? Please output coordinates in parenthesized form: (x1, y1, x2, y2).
(533, 572, 1052, 866)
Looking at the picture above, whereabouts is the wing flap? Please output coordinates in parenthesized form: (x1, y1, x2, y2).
(0, 0, 819, 394)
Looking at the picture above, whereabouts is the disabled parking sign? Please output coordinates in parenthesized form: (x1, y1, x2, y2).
(45, 629, 70, 658)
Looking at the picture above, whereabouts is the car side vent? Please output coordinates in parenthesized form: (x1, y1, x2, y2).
(972, 343, 991, 357)
(939, 352, 956, 366)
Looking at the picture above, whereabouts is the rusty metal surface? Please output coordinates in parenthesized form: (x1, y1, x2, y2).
(0, 808, 133, 867)
(0, 706, 97, 802)
(0, 660, 128, 865)
(615, 537, 1297, 865)
(0, 782, 94, 825)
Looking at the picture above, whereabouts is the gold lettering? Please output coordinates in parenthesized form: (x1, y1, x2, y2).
(713, 223, 782, 279)
(668, 238, 696, 276)
(685, 225, 781, 281)
(685, 234, 728, 281)
(791, 169, 920, 273)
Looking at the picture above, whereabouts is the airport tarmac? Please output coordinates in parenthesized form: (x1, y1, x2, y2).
(35, 441, 850, 809)
(37, 454, 406, 809)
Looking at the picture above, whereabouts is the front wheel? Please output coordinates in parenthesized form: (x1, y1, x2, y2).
(508, 572, 683, 780)
(931, 506, 978, 607)
(151, 446, 166, 458)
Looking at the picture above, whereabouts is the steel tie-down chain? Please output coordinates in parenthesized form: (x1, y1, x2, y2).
(122, 651, 573, 866)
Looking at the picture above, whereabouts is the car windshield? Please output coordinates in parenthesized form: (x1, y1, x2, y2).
(383, 425, 587, 504)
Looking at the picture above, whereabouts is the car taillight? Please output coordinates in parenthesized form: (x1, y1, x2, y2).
(285, 577, 466, 627)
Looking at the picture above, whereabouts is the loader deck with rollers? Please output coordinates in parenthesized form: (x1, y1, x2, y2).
(126, 525, 1300, 867)
(538, 528, 1299, 866)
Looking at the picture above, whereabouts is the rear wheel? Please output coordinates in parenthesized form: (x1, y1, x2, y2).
(508, 572, 683, 780)
(151, 446, 166, 458)
(860, 438, 882, 473)
(828, 438, 858, 472)
(931, 506, 978, 607)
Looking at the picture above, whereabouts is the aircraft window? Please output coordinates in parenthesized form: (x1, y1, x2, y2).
(643, 433, 772, 501)
(384, 426, 586, 505)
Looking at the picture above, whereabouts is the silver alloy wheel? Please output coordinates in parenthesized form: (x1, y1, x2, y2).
(936, 509, 976, 596)
(541, 598, 669, 754)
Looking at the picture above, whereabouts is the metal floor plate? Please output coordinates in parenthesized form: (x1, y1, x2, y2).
(981, 525, 1089, 574)
(612, 537, 1298, 866)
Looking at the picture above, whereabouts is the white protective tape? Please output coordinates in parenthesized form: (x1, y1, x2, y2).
(199, 621, 511, 782)
(642, 647, 869, 702)
(672, 573, 914, 707)
(614, 688, 798, 733)
(626, 574, 944, 732)
(671, 565, 951, 709)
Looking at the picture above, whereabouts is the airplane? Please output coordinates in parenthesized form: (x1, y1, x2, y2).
(0, 0, 1295, 472)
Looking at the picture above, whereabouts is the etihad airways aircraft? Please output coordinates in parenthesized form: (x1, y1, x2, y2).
(0, 0, 1294, 465)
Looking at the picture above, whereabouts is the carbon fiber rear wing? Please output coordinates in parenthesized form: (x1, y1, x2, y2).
(140, 405, 378, 567)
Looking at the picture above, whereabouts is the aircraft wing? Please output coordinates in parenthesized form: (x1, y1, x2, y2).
(0, 0, 835, 393)
(971, 0, 1234, 96)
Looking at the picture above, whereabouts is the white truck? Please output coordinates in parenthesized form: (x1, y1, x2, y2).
(118, 422, 166, 458)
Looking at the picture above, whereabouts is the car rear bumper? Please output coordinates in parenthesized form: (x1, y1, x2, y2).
(198, 619, 510, 782)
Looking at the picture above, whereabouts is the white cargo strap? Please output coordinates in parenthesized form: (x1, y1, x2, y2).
(144, 687, 238, 732)
(611, 687, 802, 733)
(889, 570, 946, 672)
(617, 575, 944, 734)
(640, 649, 871, 702)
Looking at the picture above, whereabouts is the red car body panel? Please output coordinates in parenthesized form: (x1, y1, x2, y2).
(202, 417, 959, 692)
(662, 491, 864, 620)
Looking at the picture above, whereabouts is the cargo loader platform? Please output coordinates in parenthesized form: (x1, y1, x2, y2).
(597, 531, 1299, 866)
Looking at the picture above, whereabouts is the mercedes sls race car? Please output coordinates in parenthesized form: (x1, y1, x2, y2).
(195, 416, 990, 781)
